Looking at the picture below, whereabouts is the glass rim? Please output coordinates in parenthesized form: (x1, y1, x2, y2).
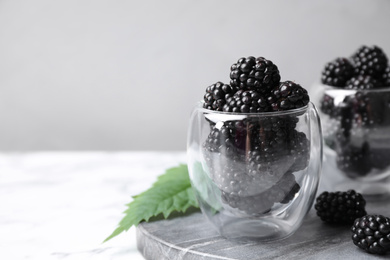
(196, 101, 310, 116)
(319, 82, 390, 93)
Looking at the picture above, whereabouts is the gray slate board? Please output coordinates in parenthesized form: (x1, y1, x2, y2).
(137, 203, 390, 260)
(137, 164, 390, 260)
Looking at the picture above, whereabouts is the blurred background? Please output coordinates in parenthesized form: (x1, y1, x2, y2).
(0, 0, 389, 151)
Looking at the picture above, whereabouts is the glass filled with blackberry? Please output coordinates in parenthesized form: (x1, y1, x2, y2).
(187, 56, 323, 240)
(317, 45, 390, 197)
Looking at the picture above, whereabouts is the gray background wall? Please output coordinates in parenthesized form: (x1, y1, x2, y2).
(0, 0, 389, 151)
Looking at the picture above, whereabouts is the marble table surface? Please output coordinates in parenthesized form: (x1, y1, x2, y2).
(0, 151, 188, 259)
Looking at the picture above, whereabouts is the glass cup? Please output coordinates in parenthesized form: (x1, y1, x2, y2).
(187, 102, 322, 240)
(316, 83, 390, 197)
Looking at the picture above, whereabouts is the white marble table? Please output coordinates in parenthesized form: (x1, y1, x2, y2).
(0, 151, 188, 259)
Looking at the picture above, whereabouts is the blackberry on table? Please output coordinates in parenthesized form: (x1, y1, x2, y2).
(269, 81, 310, 111)
(321, 58, 354, 87)
(352, 45, 388, 78)
(203, 82, 236, 111)
(314, 190, 366, 224)
(352, 215, 390, 255)
(230, 56, 281, 93)
(345, 75, 380, 90)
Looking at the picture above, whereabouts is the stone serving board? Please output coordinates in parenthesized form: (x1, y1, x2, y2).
(137, 160, 390, 260)
(137, 199, 390, 260)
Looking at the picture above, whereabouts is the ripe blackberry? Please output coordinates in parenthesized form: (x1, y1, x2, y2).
(345, 75, 380, 90)
(202, 117, 307, 196)
(230, 56, 281, 93)
(268, 81, 310, 111)
(223, 89, 270, 113)
(382, 66, 390, 86)
(246, 119, 308, 190)
(320, 92, 338, 117)
(352, 45, 388, 78)
(321, 58, 354, 87)
(203, 82, 236, 111)
(352, 215, 390, 255)
(289, 130, 310, 172)
(314, 190, 366, 224)
(203, 120, 263, 196)
(203, 123, 235, 154)
(336, 143, 372, 178)
(221, 171, 300, 215)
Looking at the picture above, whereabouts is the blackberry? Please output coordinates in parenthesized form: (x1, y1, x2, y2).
(321, 58, 354, 87)
(203, 123, 236, 154)
(351, 215, 390, 255)
(345, 75, 380, 90)
(382, 66, 390, 86)
(221, 171, 300, 215)
(202, 120, 263, 196)
(336, 143, 372, 178)
(203, 82, 236, 111)
(230, 56, 281, 93)
(246, 119, 308, 190)
(223, 89, 270, 113)
(314, 190, 366, 224)
(203, 116, 307, 196)
(346, 92, 370, 123)
(269, 81, 310, 111)
(320, 92, 338, 117)
(352, 45, 388, 78)
(289, 130, 310, 172)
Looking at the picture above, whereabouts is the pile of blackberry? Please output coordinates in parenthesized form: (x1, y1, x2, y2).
(201, 56, 310, 215)
(321, 45, 388, 89)
(319, 46, 390, 177)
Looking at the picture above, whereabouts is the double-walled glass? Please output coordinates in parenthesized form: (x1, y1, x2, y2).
(187, 102, 322, 240)
(317, 84, 390, 197)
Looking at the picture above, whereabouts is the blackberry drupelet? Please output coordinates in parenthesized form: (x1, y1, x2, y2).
(203, 82, 236, 111)
(268, 81, 310, 111)
(223, 89, 270, 113)
(382, 66, 390, 86)
(352, 215, 390, 255)
(314, 190, 366, 224)
(230, 56, 281, 93)
(321, 58, 354, 87)
(352, 45, 388, 78)
(345, 75, 380, 90)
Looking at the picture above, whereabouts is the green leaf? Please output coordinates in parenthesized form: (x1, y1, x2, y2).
(104, 164, 199, 242)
